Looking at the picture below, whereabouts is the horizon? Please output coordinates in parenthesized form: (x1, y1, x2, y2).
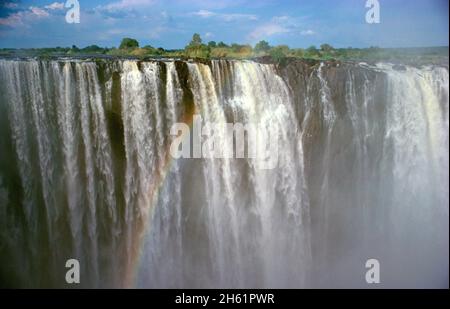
(0, 0, 448, 49)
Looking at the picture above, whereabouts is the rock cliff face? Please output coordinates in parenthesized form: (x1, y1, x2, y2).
(0, 58, 448, 288)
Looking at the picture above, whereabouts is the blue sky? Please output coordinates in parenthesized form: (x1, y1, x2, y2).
(0, 0, 448, 48)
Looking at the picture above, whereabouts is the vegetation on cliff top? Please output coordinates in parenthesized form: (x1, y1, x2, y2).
(0, 33, 448, 66)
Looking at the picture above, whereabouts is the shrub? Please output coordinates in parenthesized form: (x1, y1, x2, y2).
(119, 38, 139, 49)
(254, 40, 271, 53)
(270, 46, 288, 63)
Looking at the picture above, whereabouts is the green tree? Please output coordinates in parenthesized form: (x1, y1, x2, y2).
(67, 45, 80, 54)
(307, 45, 317, 52)
(335, 48, 347, 58)
(231, 43, 242, 52)
(185, 34, 210, 59)
(254, 40, 271, 53)
(119, 38, 139, 49)
(320, 43, 334, 53)
(217, 41, 228, 48)
(143, 45, 154, 49)
(305, 45, 319, 58)
(208, 41, 217, 48)
(186, 45, 211, 59)
(270, 45, 288, 63)
(141, 45, 158, 55)
(189, 33, 202, 47)
(276, 45, 290, 54)
(292, 48, 305, 58)
(155, 47, 165, 55)
(82, 45, 104, 53)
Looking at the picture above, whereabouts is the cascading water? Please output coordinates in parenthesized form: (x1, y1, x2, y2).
(0, 58, 448, 288)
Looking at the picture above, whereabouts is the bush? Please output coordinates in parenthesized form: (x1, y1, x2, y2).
(185, 45, 211, 59)
(188, 33, 202, 47)
(130, 48, 149, 57)
(254, 40, 271, 53)
(81, 45, 106, 54)
(320, 44, 334, 53)
(119, 38, 139, 49)
(305, 45, 319, 58)
(185, 34, 211, 59)
(270, 46, 288, 63)
(292, 48, 305, 58)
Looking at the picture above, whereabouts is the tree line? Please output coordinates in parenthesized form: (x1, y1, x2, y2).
(1, 33, 447, 65)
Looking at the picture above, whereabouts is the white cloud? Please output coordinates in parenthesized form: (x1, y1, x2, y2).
(0, 12, 24, 27)
(3, 2, 19, 9)
(93, 0, 157, 19)
(45, 2, 65, 10)
(249, 23, 288, 40)
(300, 29, 315, 36)
(29, 7, 50, 17)
(98, 28, 127, 41)
(222, 13, 258, 22)
(0, 6, 52, 27)
(192, 10, 257, 21)
(248, 15, 315, 40)
(160, 11, 168, 18)
(194, 10, 216, 18)
(272, 15, 290, 23)
(104, 0, 156, 10)
(148, 26, 167, 39)
(176, 0, 247, 10)
(205, 32, 214, 38)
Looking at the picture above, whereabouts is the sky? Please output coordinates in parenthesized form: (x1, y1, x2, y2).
(0, 0, 448, 49)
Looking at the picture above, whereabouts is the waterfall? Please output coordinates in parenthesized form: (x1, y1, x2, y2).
(0, 58, 448, 288)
